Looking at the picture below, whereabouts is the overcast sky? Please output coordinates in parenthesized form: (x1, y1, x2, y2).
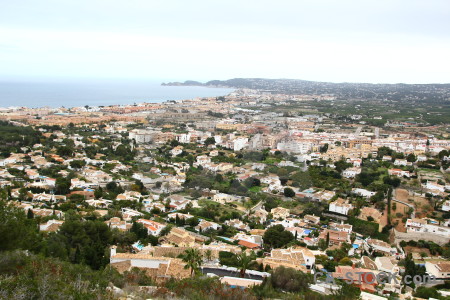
(0, 0, 449, 83)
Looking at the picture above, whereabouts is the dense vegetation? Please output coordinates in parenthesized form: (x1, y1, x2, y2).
(0, 121, 42, 157)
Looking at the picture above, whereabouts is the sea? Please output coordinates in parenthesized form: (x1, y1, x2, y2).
(0, 79, 234, 108)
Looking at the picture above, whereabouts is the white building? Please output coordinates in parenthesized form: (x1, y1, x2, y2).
(406, 218, 450, 237)
(425, 261, 450, 279)
(213, 193, 238, 204)
(129, 129, 157, 144)
(442, 200, 450, 212)
(329, 198, 353, 215)
(352, 188, 376, 198)
(342, 167, 361, 178)
(233, 137, 249, 151)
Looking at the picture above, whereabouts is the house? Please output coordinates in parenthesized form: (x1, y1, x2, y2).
(170, 146, 183, 156)
(145, 202, 166, 213)
(121, 208, 144, 221)
(348, 158, 362, 167)
(270, 217, 303, 229)
(110, 247, 190, 281)
(405, 218, 427, 232)
(137, 219, 166, 236)
(360, 256, 378, 270)
(333, 266, 377, 293)
(425, 261, 450, 279)
(342, 167, 361, 178)
(167, 212, 195, 221)
(256, 247, 315, 272)
(85, 199, 113, 208)
(238, 240, 260, 249)
(32, 192, 66, 202)
(220, 277, 263, 288)
(304, 214, 320, 225)
(196, 155, 211, 166)
(251, 208, 269, 224)
(105, 217, 131, 231)
(405, 218, 450, 237)
(374, 257, 400, 274)
(364, 239, 397, 256)
(234, 233, 263, 247)
(329, 198, 353, 215)
(225, 219, 250, 231)
(160, 227, 196, 247)
(442, 200, 450, 212)
(329, 222, 353, 233)
(195, 220, 221, 232)
(388, 169, 411, 178)
(271, 207, 290, 219)
(424, 181, 446, 193)
(169, 199, 190, 210)
(39, 219, 64, 232)
(286, 227, 308, 239)
(416, 155, 427, 162)
(209, 150, 219, 157)
(311, 190, 336, 202)
(319, 229, 349, 246)
(32, 208, 64, 218)
(213, 193, 237, 204)
(116, 191, 142, 201)
(352, 188, 376, 199)
(393, 159, 409, 166)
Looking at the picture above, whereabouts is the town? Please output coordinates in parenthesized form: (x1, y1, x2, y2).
(1, 88, 450, 300)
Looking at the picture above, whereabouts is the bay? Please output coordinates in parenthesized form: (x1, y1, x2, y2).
(0, 79, 234, 108)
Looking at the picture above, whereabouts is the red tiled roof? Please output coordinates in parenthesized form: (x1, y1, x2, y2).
(238, 240, 259, 249)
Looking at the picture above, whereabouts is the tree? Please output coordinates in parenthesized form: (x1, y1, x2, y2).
(204, 137, 216, 146)
(350, 232, 356, 244)
(383, 176, 400, 187)
(320, 143, 329, 153)
(406, 153, 416, 163)
(55, 177, 71, 195)
(204, 249, 213, 263)
(69, 160, 86, 169)
(332, 280, 361, 299)
(236, 251, 256, 278)
(130, 221, 148, 240)
(56, 219, 112, 270)
(269, 266, 312, 293)
(94, 187, 103, 199)
(0, 201, 41, 252)
(387, 187, 393, 224)
(180, 248, 202, 277)
(318, 238, 328, 251)
(186, 217, 200, 227)
(414, 286, 439, 299)
(283, 187, 295, 198)
(263, 225, 294, 249)
(27, 208, 34, 219)
(402, 253, 426, 288)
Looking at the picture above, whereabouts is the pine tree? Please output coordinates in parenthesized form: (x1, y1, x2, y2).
(27, 208, 34, 219)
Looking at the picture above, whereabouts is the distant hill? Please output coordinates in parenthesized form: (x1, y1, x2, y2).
(162, 78, 450, 103)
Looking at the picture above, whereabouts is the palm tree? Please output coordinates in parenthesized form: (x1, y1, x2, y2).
(204, 249, 213, 263)
(236, 251, 257, 278)
(180, 248, 202, 277)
